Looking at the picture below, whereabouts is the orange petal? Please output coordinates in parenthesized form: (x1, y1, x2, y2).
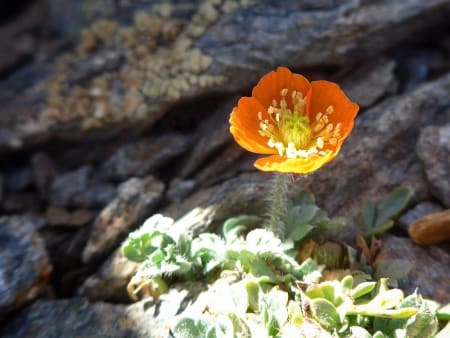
(229, 97, 275, 154)
(309, 80, 359, 141)
(252, 67, 311, 109)
(254, 152, 338, 174)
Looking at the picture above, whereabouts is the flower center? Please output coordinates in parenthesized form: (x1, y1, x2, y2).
(257, 88, 342, 159)
(280, 114, 311, 149)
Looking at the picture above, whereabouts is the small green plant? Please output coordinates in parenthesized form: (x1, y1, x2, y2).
(360, 187, 412, 239)
(122, 189, 449, 337)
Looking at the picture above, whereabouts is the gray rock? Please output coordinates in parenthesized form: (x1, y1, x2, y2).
(0, 215, 51, 318)
(398, 201, 444, 232)
(2, 1, 450, 154)
(395, 50, 440, 92)
(0, 286, 204, 338)
(377, 235, 450, 303)
(82, 176, 164, 263)
(340, 57, 398, 108)
(0, 192, 41, 213)
(45, 206, 93, 227)
(31, 152, 57, 196)
(0, 298, 145, 338)
(165, 172, 267, 236)
(416, 125, 450, 207)
(166, 178, 196, 203)
(78, 247, 139, 303)
(50, 165, 116, 208)
(195, 143, 247, 186)
(101, 133, 193, 181)
(297, 73, 450, 241)
(3, 165, 32, 192)
(181, 97, 237, 178)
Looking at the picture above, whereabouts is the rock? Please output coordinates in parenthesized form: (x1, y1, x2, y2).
(0, 192, 40, 213)
(78, 247, 139, 303)
(416, 125, 450, 207)
(408, 210, 450, 245)
(298, 73, 450, 241)
(195, 143, 247, 186)
(100, 133, 193, 181)
(376, 235, 450, 303)
(70, 209, 93, 226)
(398, 201, 444, 232)
(180, 96, 237, 178)
(31, 152, 57, 196)
(45, 206, 93, 227)
(82, 176, 164, 263)
(50, 165, 116, 208)
(2, 1, 450, 154)
(0, 215, 51, 318)
(395, 50, 441, 92)
(165, 172, 267, 236)
(340, 57, 398, 108)
(0, 298, 146, 338)
(166, 178, 196, 203)
(2, 165, 32, 192)
(0, 283, 204, 338)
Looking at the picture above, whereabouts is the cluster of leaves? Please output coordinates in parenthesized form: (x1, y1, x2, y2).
(123, 213, 321, 296)
(282, 191, 345, 242)
(360, 187, 412, 240)
(122, 189, 449, 337)
(172, 275, 448, 338)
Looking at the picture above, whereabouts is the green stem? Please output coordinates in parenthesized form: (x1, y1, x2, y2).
(267, 173, 291, 236)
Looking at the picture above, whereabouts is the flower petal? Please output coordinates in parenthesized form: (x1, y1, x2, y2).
(230, 97, 275, 154)
(254, 152, 337, 174)
(252, 67, 311, 109)
(309, 80, 359, 141)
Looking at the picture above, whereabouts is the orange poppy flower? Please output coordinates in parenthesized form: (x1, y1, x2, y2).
(229, 67, 359, 174)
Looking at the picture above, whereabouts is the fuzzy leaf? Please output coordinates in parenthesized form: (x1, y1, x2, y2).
(310, 298, 340, 329)
(437, 303, 450, 320)
(206, 314, 234, 338)
(350, 282, 376, 299)
(341, 275, 354, 295)
(245, 280, 261, 312)
(291, 191, 315, 206)
(362, 199, 376, 230)
(365, 220, 394, 238)
(222, 215, 261, 242)
(405, 299, 439, 338)
(350, 326, 372, 338)
(172, 317, 210, 338)
(374, 187, 412, 228)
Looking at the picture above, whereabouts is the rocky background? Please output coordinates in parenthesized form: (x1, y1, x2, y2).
(0, 0, 449, 337)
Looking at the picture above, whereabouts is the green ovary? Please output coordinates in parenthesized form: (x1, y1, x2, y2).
(280, 114, 312, 149)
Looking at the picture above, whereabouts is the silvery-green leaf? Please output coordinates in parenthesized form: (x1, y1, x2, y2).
(310, 298, 340, 329)
(350, 326, 372, 338)
(362, 199, 376, 230)
(374, 187, 412, 228)
(172, 317, 210, 338)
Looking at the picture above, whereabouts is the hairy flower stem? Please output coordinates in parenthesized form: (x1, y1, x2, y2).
(267, 173, 291, 236)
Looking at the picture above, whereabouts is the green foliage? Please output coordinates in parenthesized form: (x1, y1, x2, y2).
(283, 191, 345, 242)
(361, 187, 412, 238)
(122, 188, 445, 338)
(122, 214, 317, 286)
